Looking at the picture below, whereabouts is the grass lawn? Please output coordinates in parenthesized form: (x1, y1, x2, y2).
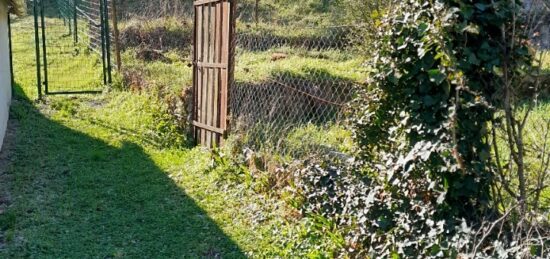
(0, 16, 313, 258)
(5, 11, 545, 258)
(10, 16, 106, 94)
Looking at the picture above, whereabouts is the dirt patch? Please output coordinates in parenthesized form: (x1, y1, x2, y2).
(0, 118, 17, 249)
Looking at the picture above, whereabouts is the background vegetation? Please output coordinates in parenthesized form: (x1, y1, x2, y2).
(2, 0, 549, 257)
(113, 0, 550, 256)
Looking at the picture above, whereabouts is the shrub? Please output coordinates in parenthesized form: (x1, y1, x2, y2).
(349, 0, 534, 256)
(289, 0, 542, 257)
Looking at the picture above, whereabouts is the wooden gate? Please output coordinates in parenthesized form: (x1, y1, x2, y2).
(193, 0, 236, 148)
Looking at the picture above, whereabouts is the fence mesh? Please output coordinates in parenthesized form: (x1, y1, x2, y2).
(230, 25, 363, 157)
(37, 0, 112, 94)
(527, 0, 550, 49)
(10, 1, 547, 158)
(8, 0, 113, 96)
(110, 1, 366, 157)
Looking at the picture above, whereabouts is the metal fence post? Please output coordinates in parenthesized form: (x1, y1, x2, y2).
(103, 0, 112, 84)
(99, 0, 107, 85)
(33, 0, 42, 99)
(74, 0, 78, 44)
(40, 0, 49, 94)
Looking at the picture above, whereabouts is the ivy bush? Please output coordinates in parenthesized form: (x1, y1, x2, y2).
(353, 0, 526, 219)
(294, 0, 535, 257)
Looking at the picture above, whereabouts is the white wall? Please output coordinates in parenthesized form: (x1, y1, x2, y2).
(0, 1, 12, 151)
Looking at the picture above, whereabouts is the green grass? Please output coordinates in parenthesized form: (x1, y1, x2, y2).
(235, 47, 365, 84)
(121, 48, 193, 94)
(492, 102, 550, 214)
(10, 16, 106, 94)
(522, 103, 550, 210)
(2, 15, 329, 258)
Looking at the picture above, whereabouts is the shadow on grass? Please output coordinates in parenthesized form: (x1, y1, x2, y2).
(236, 26, 353, 51)
(229, 68, 357, 156)
(0, 84, 244, 258)
(231, 67, 356, 128)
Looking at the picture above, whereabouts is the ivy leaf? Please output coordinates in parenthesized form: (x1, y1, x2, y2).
(437, 191, 447, 204)
(443, 7, 460, 22)
(462, 24, 480, 34)
(468, 52, 480, 65)
(423, 95, 437, 107)
(418, 22, 429, 34)
(461, 5, 474, 19)
(428, 69, 446, 85)
(492, 66, 504, 77)
(475, 3, 488, 11)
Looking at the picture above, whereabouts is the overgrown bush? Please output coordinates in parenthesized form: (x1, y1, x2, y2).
(289, 0, 547, 257)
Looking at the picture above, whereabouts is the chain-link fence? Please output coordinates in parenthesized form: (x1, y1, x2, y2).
(110, 1, 366, 157)
(230, 25, 363, 157)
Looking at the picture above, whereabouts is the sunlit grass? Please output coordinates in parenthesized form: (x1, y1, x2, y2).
(11, 16, 106, 95)
(492, 102, 550, 213)
(235, 47, 366, 84)
(121, 48, 193, 94)
(5, 14, 315, 257)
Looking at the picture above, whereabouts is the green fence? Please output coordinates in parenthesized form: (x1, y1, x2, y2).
(10, 0, 114, 97)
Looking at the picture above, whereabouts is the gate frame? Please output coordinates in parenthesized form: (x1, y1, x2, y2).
(33, 0, 113, 97)
(192, 0, 236, 148)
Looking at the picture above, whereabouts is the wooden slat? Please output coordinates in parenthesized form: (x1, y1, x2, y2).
(201, 5, 210, 145)
(194, 0, 223, 6)
(195, 5, 203, 143)
(220, 1, 230, 135)
(206, 3, 216, 147)
(196, 62, 227, 68)
(193, 121, 226, 134)
(213, 2, 222, 144)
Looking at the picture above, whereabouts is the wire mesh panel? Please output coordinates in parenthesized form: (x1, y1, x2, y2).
(230, 24, 363, 157)
(6, 2, 43, 98)
(193, 0, 236, 148)
(35, 0, 111, 95)
(63, 1, 363, 157)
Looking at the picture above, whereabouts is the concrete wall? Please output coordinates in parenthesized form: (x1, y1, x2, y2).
(0, 1, 12, 151)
